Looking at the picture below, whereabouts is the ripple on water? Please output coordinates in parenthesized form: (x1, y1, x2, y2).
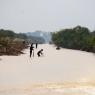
(1, 83, 95, 95)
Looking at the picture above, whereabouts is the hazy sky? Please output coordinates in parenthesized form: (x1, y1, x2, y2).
(0, 0, 95, 33)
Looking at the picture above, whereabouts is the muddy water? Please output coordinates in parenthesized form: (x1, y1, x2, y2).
(0, 44, 95, 95)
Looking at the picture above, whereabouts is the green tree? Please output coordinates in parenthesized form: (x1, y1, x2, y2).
(52, 26, 95, 53)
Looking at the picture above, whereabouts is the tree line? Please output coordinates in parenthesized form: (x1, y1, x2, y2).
(52, 26, 95, 53)
(0, 29, 27, 39)
(0, 29, 28, 55)
(0, 29, 45, 55)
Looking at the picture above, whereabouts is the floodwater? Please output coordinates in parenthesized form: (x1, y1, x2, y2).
(0, 44, 95, 95)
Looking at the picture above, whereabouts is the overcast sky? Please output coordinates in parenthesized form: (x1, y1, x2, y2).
(0, 0, 95, 33)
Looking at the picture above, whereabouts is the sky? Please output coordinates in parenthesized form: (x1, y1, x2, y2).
(0, 0, 95, 33)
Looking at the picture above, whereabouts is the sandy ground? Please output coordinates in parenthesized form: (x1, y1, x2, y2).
(0, 44, 95, 95)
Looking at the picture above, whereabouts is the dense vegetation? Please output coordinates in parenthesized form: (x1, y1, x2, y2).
(52, 26, 95, 53)
(0, 29, 46, 55)
(0, 29, 28, 55)
(0, 29, 27, 39)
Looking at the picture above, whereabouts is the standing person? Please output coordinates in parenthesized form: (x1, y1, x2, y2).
(30, 44, 34, 57)
(36, 43, 38, 49)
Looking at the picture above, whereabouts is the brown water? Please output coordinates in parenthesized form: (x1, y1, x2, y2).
(0, 44, 95, 95)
